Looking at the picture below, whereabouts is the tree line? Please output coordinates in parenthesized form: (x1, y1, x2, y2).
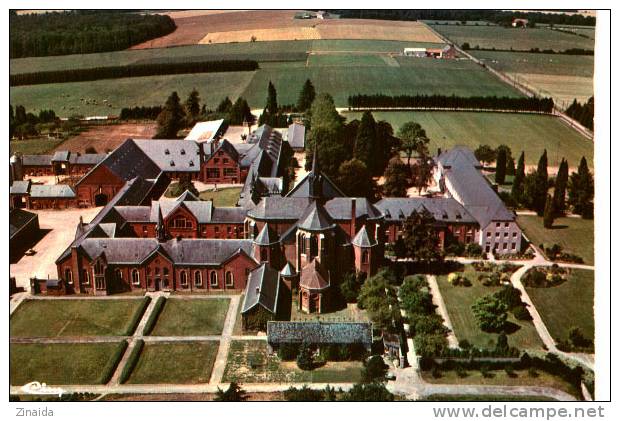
(10, 11, 176, 58)
(119, 106, 163, 121)
(348, 94, 555, 113)
(329, 9, 595, 26)
(565, 97, 594, 131)
(10, 60, 259, 86)
(462, 44, 594, 55)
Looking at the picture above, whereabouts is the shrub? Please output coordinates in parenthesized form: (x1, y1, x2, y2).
(362, 355, 389, 383)
(278, 343, 299, 361)
(431, 365, 442, 379)
(284, 386, 324, 401)
(119, 339, 144, 384)
(528, 367, 539, 378)
(296, 341, 315, 371)
(465, 243, 484, 257)
(480, 364, 493, 378)
(124, 296, 151, 336)
(99, 340, 129, 384)
(512, 305, 532, 320)
(142, 296, 166, 336)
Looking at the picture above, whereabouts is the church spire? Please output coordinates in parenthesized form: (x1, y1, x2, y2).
(156, 205, 166, 242)
(308, 144, 323, 200)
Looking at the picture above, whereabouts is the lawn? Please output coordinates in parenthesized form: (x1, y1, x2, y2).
(9, 137, 67, 155)
(517, 215, 594, 265)
(198, 187, 243, 207)
(308, 54, 390, 67)
(10, 71, 256, 117)
(421, 369, 580, 399)
(342, 111, 591, 168)
(430, 24, 594, 51)
(526, 269, 594, 344)
(436, 266, 544, 350)
(241, 60, 521, 107)
(126, 341, 219, 384)
(10, 342, 125, 385)
(223, 340, 364, 383)
(10, 298, 148, 337)
(149, 298, 230, 336)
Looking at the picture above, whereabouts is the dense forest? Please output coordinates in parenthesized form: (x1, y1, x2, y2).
(10, 10, 176, 58)
(10, 60, 259, 86)
(330, 10, 596, 26)
(565, 97, 594, 131)
(348, 94, 555, 113)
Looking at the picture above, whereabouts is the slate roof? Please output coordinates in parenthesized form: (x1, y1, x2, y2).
(9, 208, 38, 240)
(297, 201, 336, 232)
(287, 122, 305, 149)
(113, 206, 151, 222)
(70, 153, 107, 165)
(324, 198, 383, 220)
(267, 321, 372, 345)
(351, 225, 377, 248)
(241, 264, 281, 314)
(300, 259, 330, 290)
(132, 138, 201, 172)
(375, 197, 477, 224)
(150, 200, 213, 223)
(437, 147, 515, 228)
(29, 184, 75, 198)
(286, 171, 346, 199)
(113, 176, 159, 206)
(78, 139, 162, 184)
(210, 207, 246, 224)
(77, 238, 254, 265)
(10, 180, 31, 195)
(52, 150, 70, 161)
(22, 155, 52, 166)
(176, 190, 200, 201)
(207, 139, 239, 162)
(280, 261, 296, 276)
(247, 196, 311, 220)
(254, 223, 279, 245)
(239, 125, 284, 177)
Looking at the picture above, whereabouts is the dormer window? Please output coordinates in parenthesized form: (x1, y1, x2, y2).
(442, 212, 448, 219)
(170, 160, 175, 167)
(189, 160, 194, 167)
(164, 149, 170, 155)
(456, 212, 462, 220)
(180, 149, 186, 155)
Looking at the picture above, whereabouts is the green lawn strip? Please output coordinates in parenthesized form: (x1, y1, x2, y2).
(223, 340, 363, 383)
(421, 368, 579, 399)
(149, 298, 230, 336)
(436, 266, 543, 350)
(142, 296, 166, 336)
(10, 342, 126, 385)
(343, 111, 591, 168)
(422, 394, 556, 401)
(198, 187, 243, 207)
(126, 341, 218, 384)
(517, 215, 593, 265)
(10, 298, 148, 337)
(123, 296, 151, 336)
(526, 269, 594, 343)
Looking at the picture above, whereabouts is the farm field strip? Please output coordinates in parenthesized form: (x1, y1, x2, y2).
(470, 50, 594, 77)
(429, 24, 594, 51)
(342, 111, 592, 168)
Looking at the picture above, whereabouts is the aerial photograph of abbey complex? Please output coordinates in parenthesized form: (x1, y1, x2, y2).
(7, 5, 609, 413)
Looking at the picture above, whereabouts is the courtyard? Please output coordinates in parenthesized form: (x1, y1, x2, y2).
(148, 298, 231, 336)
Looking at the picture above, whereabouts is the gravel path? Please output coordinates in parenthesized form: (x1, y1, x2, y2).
(426, 274, 460, 349)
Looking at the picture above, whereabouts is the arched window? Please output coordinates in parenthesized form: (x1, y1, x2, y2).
(362, 250, 369, 264)
(64, 269, 73, 284)
(261, 248, 268, 262)
(180, 270, 188, 287)
(225, 271, 234, 287)
(131, 269, 140, 286)
(82, 269, 90, 285)
(115, 269, 123, 281)
(309, 235, 318, 258)
(94, 260, 104, 275)
(210, 271, 218, 288)
(163, 267, 169, 277)
(194, 271, 202, 287)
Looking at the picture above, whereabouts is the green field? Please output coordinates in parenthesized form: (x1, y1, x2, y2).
(149, 298, 230, 336)
(470, 50, 593, 105)
(343, 111, 591, 168)
(223, 340, 363, 383)
(526, 269, 594, 344)
(198, 187, 243, 207)
(430, 24, 594, 51)
(10, 71, 255, 117)
(127, 341, 218, 384)
(308, 54, 389, 67)
(10, 299, 148, 337)
(517, 215, 594, 265)
(240, 60, 520, 107)
(10, 342, 125, 385)
(9, 137, 66, 155)
(436, 267, 544, 350)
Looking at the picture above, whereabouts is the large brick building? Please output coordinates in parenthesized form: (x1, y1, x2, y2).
(12, 151, 107, 178)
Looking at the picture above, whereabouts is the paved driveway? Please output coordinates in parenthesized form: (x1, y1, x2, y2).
(10, 207, 102, 290)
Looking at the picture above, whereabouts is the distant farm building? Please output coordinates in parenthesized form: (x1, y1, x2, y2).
(403, 45, 456, 59)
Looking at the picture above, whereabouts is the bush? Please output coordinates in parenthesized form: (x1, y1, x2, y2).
(142, 296, 166, 336)
(362, 355, 389, 383)
(296, 341, 315, 371)
(464, 243, 484, 257)
(99, 340, 129, 384)
(119, 339, 144, 384)
(284, 386, 324, 401)
(512, 305, 532, 321)
(278, 343, 299, 361)
(123, 296, 151, 336)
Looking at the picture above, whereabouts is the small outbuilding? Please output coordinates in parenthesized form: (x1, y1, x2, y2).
(266, 321, 373, 354)
(241, 264, 283, 331)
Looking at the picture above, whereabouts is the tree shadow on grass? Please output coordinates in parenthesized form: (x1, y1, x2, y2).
(547, 224, 568, 230)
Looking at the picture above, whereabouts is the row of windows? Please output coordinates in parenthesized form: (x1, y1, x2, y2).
(65, 267, 236, 289)
(495, 222, 512, 229)
(487, 231, 518, 238)
(206, 168, 238, 178)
